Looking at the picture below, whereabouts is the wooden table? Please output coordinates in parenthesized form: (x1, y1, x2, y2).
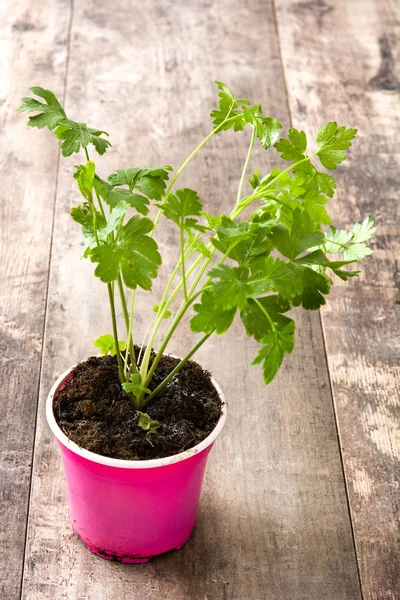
(1, 1, 399, 598)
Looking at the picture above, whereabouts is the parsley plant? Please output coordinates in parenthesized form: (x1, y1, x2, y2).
(18, 82, 374, 430)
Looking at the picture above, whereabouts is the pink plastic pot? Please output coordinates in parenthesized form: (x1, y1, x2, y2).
(46, 363, 226, 563)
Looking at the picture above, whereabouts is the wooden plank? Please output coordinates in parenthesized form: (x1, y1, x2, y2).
(21, 0, 362, 598)
(273, 0, 400, 598)
(0, 1, 71, 598)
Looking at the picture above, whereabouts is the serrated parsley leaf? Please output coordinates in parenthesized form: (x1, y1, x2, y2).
(90, 216, 161, 290)
(71, 203, 106, 238)
(107, 188, 150, 215)
(269, 220, 325, 260)
(252, 322, 296, 384)
(248, 169, 261, 190)
(274, 128, 307, 162)
(190, 290, 236, 335)
(240, 295, 292, 342)
(108, 166, 172, 201)
(16, 86, 66, 130)
(350, 216, 376, 244)
(244, 106, 282, 149)
(316, 122, 357, 170)
(187, 231, 213, 260)
(161, 188, 203, 227)
(316, 172, 336, 197)
(74, 162, 95, 200)
(210, 81, 250, 132)
(249, 256, 303, 300)
(56, 118, 111, 157)
(324, 217, 375, 259)
(292, 265, 332, 310)
(208, 265, 250, 311)
(93, 334, 126, 356)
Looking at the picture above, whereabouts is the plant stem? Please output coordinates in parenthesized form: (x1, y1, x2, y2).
(118, 275, 137, 374)
(138, 241, 195, 378)
(107, 283, 125, 382)
(151, 112, 238, 237)
(139, 333, 212, 408)
(180, 226, 188, 301)
(95, 189, 107, 221)
(237, 126, 255, 204)
(142, 289, 204, 391)
(84, 147, 90, 161)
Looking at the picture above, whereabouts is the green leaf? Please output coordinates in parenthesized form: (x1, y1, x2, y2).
(190, 290, 236, 335)
(202, 212, 223, 230)
(316, 122, 357, 170)
(93, 174, 112, 200)
(244, 106, 282, 149)
(292, 265, 332, 310)
(90, 216, 161, 290)
(74, 162, 95, 200)
(71, 203, 106, 239)
(107, 168, 142, 188)
(269, 216, 325, 260)
(161, 188, 203, 229)
(93, 334, 126, 356)
(137, 411, 160, 432)
(208, 265, 250, 311)
(343, 243, 373, 261)
(210, 81, 249, 132)
(212, 218, 272, 267)
(294, 249, 359, 280)
(16, 86, 66, 130)
(107, 188, 150, 215)
(187, 231, 213, 260)
(350, 216, 376, 244)
(248, 256, 303, 300)
(317, 172, 336, 198)
(57, 118, 111, 157)
(302, 199, 331, 226)
(248, 169, 260, 190)
(274, 128, 307, 162)
(240, 295, 292, 342)
(122, 374, 152, 398)
(108, 166, 172, 200)
(252, 321, 296, 384)
(152, 304, 172, 318)
(324, 217, 375, 259)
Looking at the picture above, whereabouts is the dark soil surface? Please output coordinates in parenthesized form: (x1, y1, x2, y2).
(53, 349, 222, 460)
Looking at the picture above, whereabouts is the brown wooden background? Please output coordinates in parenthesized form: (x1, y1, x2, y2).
(1, 0, 399, 598)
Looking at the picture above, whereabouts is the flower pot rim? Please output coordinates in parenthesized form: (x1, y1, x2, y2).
(46, 358, 227, 470)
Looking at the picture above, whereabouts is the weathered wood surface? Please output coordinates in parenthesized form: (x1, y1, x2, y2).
(18, 1, 362, 599)
(0, 1, 71, 598)
(274, 0, 400, 598)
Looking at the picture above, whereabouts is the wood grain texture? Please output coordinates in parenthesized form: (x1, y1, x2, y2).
(21, 0, 361, 598)
(0, 1, 71, 598)
(273, 0, 400, 598)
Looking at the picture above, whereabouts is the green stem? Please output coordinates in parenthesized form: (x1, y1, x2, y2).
(237, 126, 255, 204)
(139, 240, 196, 378)
(139, 333, 212, 408)
(84, 147, 90, 161)
(95, 189, 107, 221)
(108, 283, 125, 382)
(151, 112, 238, 237)
(118, 275, 137, 374)
(180, 226, 188, 301)
(142, 289, 204, 391)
